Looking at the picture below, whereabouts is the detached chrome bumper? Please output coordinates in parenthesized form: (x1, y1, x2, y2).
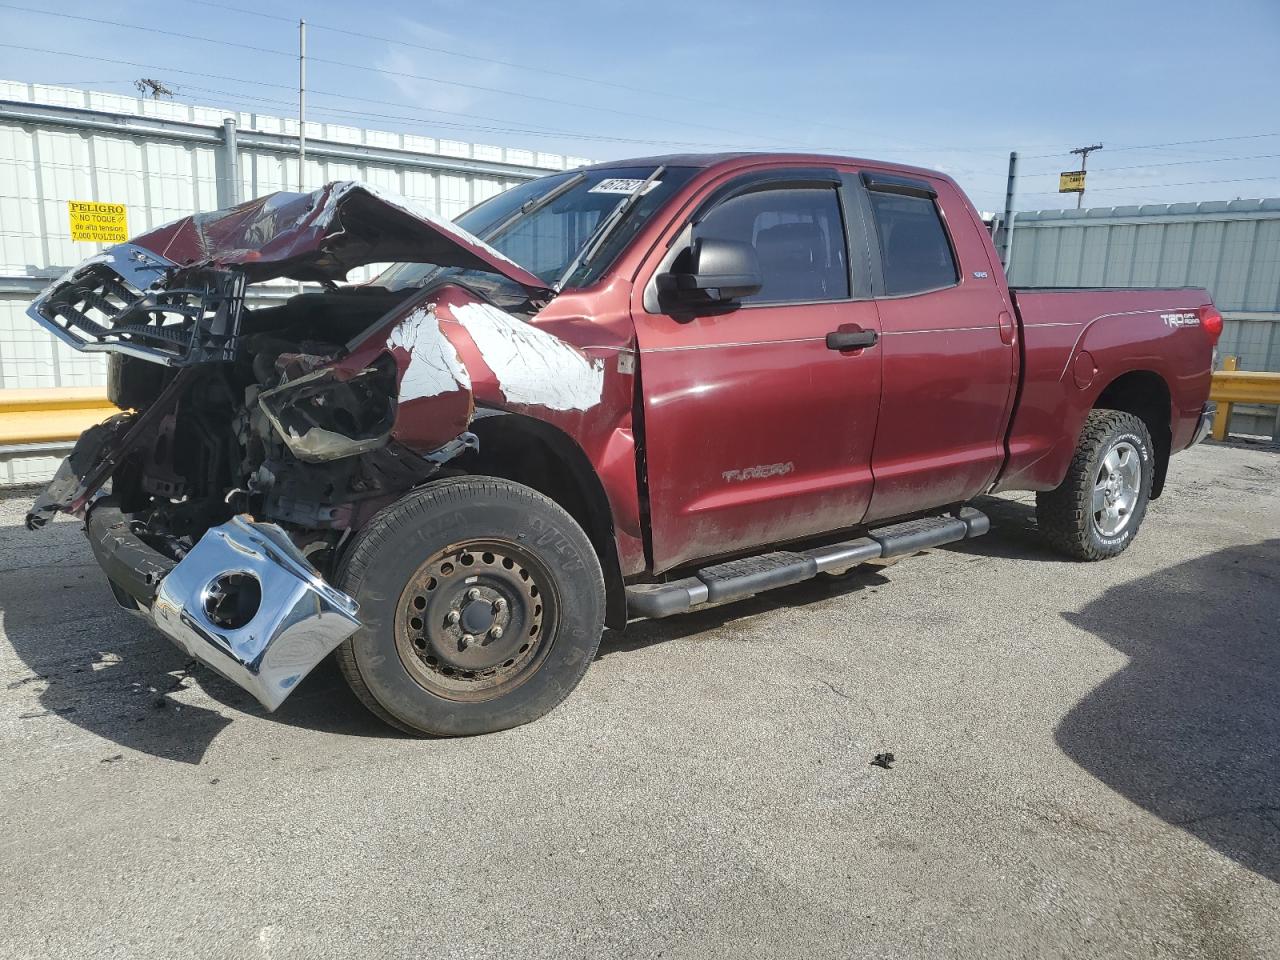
(87, 503, 360, 711)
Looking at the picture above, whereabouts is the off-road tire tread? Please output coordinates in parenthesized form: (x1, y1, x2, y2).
(333, 476, 605, 736)
(1035, 410, 1152, 562)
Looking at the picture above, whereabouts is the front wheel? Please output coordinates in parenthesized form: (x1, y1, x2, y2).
(1036, 410, 1154, 561)
(335, 477, 605, 736)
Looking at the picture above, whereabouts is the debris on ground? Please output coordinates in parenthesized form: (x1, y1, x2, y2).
(871, 752, 896, 769)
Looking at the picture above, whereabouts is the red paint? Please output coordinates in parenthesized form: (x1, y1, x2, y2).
(992, 288, 1214, 493)
(857, 175, 1018, 525)
(336, 155, 1213, 575)
(634, 296, 883, 570)
(129, 181, 548, 289)
(56, 157, 1217, 581)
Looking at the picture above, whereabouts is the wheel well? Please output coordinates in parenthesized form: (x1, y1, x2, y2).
(459, 412, 628, 629)
(1093, 370, 1172, 499)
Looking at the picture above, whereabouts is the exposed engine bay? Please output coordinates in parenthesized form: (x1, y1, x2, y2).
(24, 182, 557, 575)
(54, 285, 468, 573)
(23, 276, 498, 711)
(20, 181, 579, 710)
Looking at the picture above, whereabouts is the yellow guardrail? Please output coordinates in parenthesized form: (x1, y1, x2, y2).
(1209, 357, 1280, 441)
(0, 388, 119, 446)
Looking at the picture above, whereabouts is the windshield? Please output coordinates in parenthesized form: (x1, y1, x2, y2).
(376, 165, 696, 294)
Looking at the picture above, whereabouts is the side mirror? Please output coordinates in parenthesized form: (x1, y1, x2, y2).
(657, 237, 762, 307)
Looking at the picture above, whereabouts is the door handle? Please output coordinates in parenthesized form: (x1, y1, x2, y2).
(826, 329, 878, 351)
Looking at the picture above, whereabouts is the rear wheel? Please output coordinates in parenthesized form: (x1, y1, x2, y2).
(335, 477, 605, 736)
(1036, 410, 1154, 561)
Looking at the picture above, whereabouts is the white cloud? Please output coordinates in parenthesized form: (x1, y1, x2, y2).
(376, 21, 512, 117)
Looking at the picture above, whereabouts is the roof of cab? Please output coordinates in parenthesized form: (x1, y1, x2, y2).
(584, 152, 948, 182)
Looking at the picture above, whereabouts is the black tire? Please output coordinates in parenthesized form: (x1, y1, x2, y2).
(1036, 410, 1155, 561)
(334, 476, 605, 736)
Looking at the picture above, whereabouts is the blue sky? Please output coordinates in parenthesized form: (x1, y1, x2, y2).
(1, 0, 1278, 210)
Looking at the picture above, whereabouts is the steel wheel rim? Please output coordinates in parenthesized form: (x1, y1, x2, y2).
(394, 539, 558, 703)
(1092, 440, 1141, 537)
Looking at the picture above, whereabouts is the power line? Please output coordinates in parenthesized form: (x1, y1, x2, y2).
(0, 3, 791, 146)
(304, 53, 777, 144)
(177, 0, 742, 108)
(1022, 152, 1280, 177)
(1, 0, 1013, 157)
(173, 0, 990, 155)
(171, 81, 803, 151)
(10, 4, 1279, 179)
(0, 43, 802, 151)
(1020, 132, 1280, 160)
(1, 46, 604, 143)
(0, 2, 290, 56)
(1019, 175, 1280, 195)
(0, 42, 1006, 161)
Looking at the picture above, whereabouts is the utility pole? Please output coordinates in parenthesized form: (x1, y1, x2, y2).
(298, 18, 307, 192)
(998, 151, 1018, 269)
(1070, 143, 1102, 209)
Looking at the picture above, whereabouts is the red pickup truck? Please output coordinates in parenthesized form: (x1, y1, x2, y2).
(25, 153, 1220, 736)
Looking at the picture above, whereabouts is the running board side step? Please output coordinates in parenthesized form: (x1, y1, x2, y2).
(626, 506, 989, 619)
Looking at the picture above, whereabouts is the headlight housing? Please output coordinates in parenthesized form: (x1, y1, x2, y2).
(257, 355, 398, 462)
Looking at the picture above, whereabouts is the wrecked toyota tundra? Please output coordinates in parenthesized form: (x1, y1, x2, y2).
(25, 155, 1220, 735)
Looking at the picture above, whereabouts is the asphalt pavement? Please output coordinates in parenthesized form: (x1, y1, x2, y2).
(1, 441, 1278, 959)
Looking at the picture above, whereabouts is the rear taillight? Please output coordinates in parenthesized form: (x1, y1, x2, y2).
(1200, 305, 1224, 340)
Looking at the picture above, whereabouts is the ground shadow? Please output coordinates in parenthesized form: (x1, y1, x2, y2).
(0, 518, 402, 765)
(941, 494, 1064, 563)
(3, 511, 896, 761)
(1055, 539, 1280, 883)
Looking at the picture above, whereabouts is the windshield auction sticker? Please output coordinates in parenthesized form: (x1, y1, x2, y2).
(68, 201, 129, 243)
(588, 178, 660, 196)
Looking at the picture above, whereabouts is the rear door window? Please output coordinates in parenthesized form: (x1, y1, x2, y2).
(866, 190, 958, 295)
(694, 187, 849, 304)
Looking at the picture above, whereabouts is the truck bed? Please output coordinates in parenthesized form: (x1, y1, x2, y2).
(995, 286, 1215, 493)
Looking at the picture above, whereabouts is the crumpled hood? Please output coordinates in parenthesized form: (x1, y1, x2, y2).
(128, 180, 550, 290)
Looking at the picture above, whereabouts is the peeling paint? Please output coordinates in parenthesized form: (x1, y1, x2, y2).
(452, 301, 605, 411)
(386, 304, 472, 402)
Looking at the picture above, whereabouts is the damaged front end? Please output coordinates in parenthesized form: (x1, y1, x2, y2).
(24, 181, 549, 711)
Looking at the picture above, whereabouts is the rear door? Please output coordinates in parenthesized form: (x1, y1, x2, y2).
(633, 167, 883, 573)
(856, 172, 1018, 522)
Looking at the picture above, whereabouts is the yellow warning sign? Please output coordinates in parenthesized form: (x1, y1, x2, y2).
(1058, 171, 1086, 193)
(68, 201, 129, 243)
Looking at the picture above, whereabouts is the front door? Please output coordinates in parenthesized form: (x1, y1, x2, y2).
(633, 171, 883, 573)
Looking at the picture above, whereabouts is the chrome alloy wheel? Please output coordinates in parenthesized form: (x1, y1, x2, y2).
(1092, 440, 1142, 537)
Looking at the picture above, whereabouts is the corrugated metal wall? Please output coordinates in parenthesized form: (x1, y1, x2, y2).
(1008, 199, 1280, 437)
(0, 81, 591, 484)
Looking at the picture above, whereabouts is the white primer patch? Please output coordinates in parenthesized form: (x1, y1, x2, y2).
(386, 304, 471, 402)
(452, 301, 604, 411)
